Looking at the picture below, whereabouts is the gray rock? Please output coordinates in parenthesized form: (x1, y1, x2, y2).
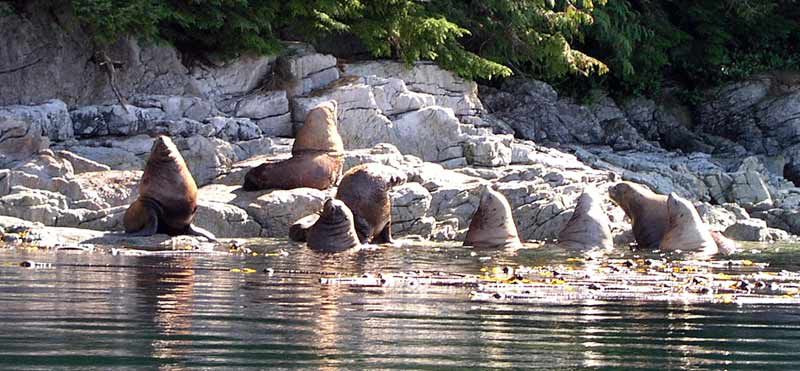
(463, 135, 513, 167)
(130, 95, 214, 121)
(724, 218, 789, 242)
(232, 187, 331, 238)
(190, 54, 276, 98)
(342, 61, 484, 116)
(0, 116, 49, 165)
(276, 51, 339, 97)
(204, 117, 263, 142)
(196, 185, 264, 238)
(70, 104, 165, 138)
(175, 136, 236, 187)
(0, 4, 193, 107)
(0, 99, 73, 141)
(55, 150, 111, 173)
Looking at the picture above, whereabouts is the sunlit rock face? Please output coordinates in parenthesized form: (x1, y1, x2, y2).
(1, 38, 799, 245)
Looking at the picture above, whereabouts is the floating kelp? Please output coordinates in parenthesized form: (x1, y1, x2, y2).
(319, 257, 800, 305)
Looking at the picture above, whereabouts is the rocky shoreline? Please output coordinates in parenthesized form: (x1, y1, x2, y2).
(1, 42, 799, 249)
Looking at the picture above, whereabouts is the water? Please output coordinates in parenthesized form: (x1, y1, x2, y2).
(1, 241, 800, 370)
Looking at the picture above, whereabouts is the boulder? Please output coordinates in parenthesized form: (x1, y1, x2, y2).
(342, 61, 483, 116)
(0, 116, 49, 166)
(0, 99, 72, 141)
(276, 50, 339, 97)
(232, 187, 331, 237)
(724, 219, 790, 242)
(190, 54, 276, 98)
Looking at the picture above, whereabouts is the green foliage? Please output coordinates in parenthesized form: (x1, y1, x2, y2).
(428, 0, 608, 79)
(580, 0, 800, 96)
(49, 0, 800, 96)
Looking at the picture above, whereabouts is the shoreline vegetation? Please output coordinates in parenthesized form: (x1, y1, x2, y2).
(3, 0, 799, 98)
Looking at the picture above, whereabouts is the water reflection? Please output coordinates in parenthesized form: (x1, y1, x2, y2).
(0, 242, 799, 369)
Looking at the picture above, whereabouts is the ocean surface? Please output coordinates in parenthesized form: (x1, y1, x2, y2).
(1, 240, 799, 370)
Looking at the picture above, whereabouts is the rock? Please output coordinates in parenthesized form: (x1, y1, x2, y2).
(463, 135, 513, 167)
(391, 106, 466, 163)
(0, 3, 193, 107)
(365, 76, 436, 116)
(0, 186, 68, 225)
(391, 182, 432, 225)
(204, 117, 263, 142)
(174, 136, 236, 187)
(0, 99, 72, 141)
(232, 187, 331, 238)
(67, 170, 140, 210)
(55, 150, 111, 173)
(67, 145, 145, 171)
(0, 116, 49, 165)
(196, 185, 263, 238)
(724, 219, 789, 242)
(728, 171, 773, 211)
(695, 202, 739, 231)
(190, 54, 276, 98)
(70, 104, 166, 138)
(130, 95, 214, 121)
(228, 91, 291, 137)
(276, 50, 339, 97)
(752, 208, 800, 236)
(342, 61, 484, 116)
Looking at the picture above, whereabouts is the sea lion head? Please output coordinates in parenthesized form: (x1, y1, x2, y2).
(666, 192, 694, 227)
(149, 135, 182, 162)
(293, 100, 344, 155)
(320, 198, 353, 224)
(463, 185, 522, 248)
(609, 182, 651, 215)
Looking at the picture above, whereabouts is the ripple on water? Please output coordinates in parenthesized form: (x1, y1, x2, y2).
(1, 241, 800, 369)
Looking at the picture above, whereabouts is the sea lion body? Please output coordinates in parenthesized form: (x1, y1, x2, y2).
(123, 136, 215, 240)
(307, 199, 360, 252)
(243, 153, 343, 191)
(335, 163, 406, 244)
(608, 182, 669, 250)
(660, 193, 718, 255)
(242, 101, 344, 191)
(558, 189, 613, 251)
(463, 186, 523, 249)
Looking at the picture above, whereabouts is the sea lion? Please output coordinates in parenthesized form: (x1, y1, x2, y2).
(242, 101, 344, 191)
(557, 189, 613, 251)
(335, 163, 406, 244)
(608, 182, 668, 250)
(660, 193, 718, 255)
(463, 186, 523, 249)
(123, 136, 216, 240)
(289, 213, 320, 242)
(307, 199, 361, 252)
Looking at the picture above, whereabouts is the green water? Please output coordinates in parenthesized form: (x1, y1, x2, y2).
(1, 241, 799, 370)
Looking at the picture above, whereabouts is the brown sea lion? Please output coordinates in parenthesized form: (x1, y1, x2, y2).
(123, 136, 215, 240)
(557, 189, 613, 251)
(608, 182, 668, 250)
(463, 186, 523, 249)
(242, 101, 344, 191)
(307, 199, 361, 252)
(335, 163, 406, 244)
(660, 193, 718, 255)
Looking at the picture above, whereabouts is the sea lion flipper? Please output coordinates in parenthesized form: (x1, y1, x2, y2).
(124, 201, 159, 237)
(353, 215, 372, 243)
(185, 224, 217, 242)
(372, 223, 395, 245)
